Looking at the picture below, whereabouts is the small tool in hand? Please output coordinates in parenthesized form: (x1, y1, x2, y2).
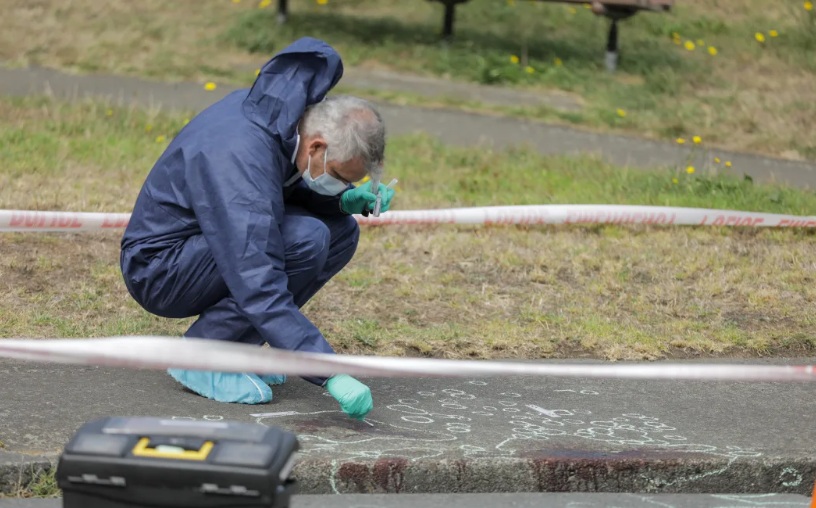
(373, 178, 398, 217)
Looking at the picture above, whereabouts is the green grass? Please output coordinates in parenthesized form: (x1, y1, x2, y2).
(2, 0, 816, 159)
(223, 0, 816, 158)
(1, 95, 815, 361)
(0, 466, 59, 499)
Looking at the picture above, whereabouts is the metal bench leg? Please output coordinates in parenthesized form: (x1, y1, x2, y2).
(277, 0, 288, 24)
(442, 2, 455, 40)
(605, 19, 619, 72)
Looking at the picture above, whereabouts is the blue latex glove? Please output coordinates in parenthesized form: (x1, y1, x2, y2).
(325, 374, 373, 420)
(340, 181, 396, 214)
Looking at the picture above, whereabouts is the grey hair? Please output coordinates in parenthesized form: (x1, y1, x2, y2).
(300, 95, 386, 181)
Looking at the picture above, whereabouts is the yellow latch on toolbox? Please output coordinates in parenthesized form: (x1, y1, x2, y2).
(131, 437, 214, 461)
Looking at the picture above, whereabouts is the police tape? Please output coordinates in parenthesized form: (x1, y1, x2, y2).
(2, 205, 816, 232)
(0, 336, 814, 382)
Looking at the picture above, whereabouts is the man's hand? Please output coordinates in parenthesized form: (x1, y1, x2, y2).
(340, 181, 396, 215)
(325, 374, 373, 420)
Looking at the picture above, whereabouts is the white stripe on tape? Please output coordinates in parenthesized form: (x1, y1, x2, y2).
(2, 206, 816, 232)
(0, 337, 813, 382)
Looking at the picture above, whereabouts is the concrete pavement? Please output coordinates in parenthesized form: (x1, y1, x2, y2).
(2, 65, 816, 188)
(1, 358, 814, 496)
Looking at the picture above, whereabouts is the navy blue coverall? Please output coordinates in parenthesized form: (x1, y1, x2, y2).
(120, 38, 358, 386)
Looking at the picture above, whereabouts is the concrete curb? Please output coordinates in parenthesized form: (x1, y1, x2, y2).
(3, 453, 814, 496)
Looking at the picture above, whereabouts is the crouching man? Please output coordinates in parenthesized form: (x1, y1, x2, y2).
(119, 37, 395, 420)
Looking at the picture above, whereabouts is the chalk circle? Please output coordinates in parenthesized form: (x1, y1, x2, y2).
(203, 415, 223, 421)
(621, 413, 644, 418)
(447, 427, 471, 434)
(563, 419, 584, 425)
(398, 399, 419, 405)
(171, 417, 195, 421)
(572, 410, 592, 415)
(644, 421, 675, 430)
(483, 406, 497, 411)
(471, 411, 494, 416)
(589, 420, 616, 428)
(503, 408, 520, 413)
(498, 401, 517, 407)
(579, 390, 599, 395)
(468, 381, 488, 386)
(402, 416, 434, 424)
(612, 417, 630, 423)
(418, 391, 436, 397)
(779, 467, 803, 487)
(442, 389, 465, 395)
(387, 405, 428, 415)
(664, 435, 687, 441)
(499, 392, 522, 398)
(512, 432, 535, 439)
(441, 404, 467, 410)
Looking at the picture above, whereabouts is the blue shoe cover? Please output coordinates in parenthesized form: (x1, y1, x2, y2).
(167, 369, 272, 404)
(258, 374, 286, 386)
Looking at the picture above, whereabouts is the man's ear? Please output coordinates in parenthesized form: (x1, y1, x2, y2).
(307, 136, 327, 156)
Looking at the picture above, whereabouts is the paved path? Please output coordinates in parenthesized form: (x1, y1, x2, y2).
(1, 359, 814, 495)
(2, 65, 816, 188)
(2, 493, 812, 508)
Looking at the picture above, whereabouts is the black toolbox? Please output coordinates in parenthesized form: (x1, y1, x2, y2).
(56, 416, 299, 508)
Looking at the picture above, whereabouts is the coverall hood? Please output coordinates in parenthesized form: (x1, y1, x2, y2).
(242, 37, 344, 164)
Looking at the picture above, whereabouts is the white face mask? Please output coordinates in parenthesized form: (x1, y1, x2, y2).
(302, 148, 348, 196)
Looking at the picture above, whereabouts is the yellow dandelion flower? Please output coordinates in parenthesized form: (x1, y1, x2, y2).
(755, 32, 766, 43)
(725, 161, 732, 167)
(568, 6, 576, 14)
(672, 178, 679, 184)
(805, 1, 813, 11)
(204, 82, 217, 91)
(510, 55, 520, 64)
(714, 157, 721, 163)
(708, 46, 718, 56)
(684, 40, 696, 51)
(554, 57, 563, 67)
(693, 135, 702, 144)
(616, 108, 626, 118)
(769, 30, 778, 37)
(676, 137, 686, 144)
(183, 118, 190, 125)
(232, 0, 241, 3)
(105, 109, 113, 116)
(686, 166, 695, 174)
(672, 32, 680, 39)
(145, 124, 153, 133)
(155, 135, 166, 143)
(259, 0, 271, 8)
(316, 0, 328, 5)
(673, 36, 682, 45)
(525, 66, 535, 74)
(255, 68, 261, 77)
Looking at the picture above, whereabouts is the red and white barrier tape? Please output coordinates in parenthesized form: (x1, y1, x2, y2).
(0, 337, 813, 382)
(2, 205, 816, 232)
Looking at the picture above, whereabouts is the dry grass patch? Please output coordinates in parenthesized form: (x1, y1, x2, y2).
(1, 96, 814, 358)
